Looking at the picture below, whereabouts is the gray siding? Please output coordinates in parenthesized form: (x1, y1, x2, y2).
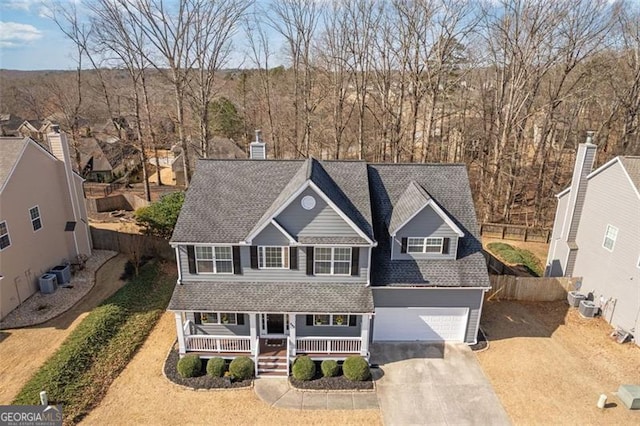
(546, 193, 570, 276)
(295, 315, 362, 337)
(572, 161, 640, 333)
(253, 223, 291, 246)
(178, 244, 369, 283)
(567, 145, 596, 241)
(391, 205, 459, 260)
(186, 312, 250, 336)
(276, 187, 362, 239)
(372, 288, 484, 343)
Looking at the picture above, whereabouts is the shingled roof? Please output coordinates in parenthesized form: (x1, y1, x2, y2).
(171, 158, 375, 244)
(619, 156, 640, 193)
(168, 281, 374, 313)
(388, 180, 431, 236)
(368, 163, 489, 288)
(0, 137, 28, 190)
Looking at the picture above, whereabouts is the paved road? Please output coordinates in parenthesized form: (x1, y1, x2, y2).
(0, 255, 127, 404)
(371, 342, 511, 426)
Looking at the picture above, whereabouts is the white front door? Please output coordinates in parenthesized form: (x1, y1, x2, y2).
(373, 307, 468, 342)
(260, 313, 288, 336)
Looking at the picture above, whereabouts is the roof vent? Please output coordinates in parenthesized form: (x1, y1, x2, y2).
(250, 129, 266, 160)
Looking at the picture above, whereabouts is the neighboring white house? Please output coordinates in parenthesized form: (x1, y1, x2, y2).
(546, 140, 640, 344)
(0, 131, 92, 319)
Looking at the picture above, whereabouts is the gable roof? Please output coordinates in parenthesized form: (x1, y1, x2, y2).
(244, 158, 375, 245)
(558, 156, 640, 199)
(171, 158, 375, 245)
(368, 163, 488, 288)
(0, 137, 28, 190)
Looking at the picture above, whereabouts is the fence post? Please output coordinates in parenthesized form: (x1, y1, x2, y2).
(501, 225, 506, 239)
(523, 228, 528, 242)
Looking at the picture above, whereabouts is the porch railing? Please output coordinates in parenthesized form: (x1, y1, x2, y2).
(185, 335, 251, 353)
(296, 337, 362, 354)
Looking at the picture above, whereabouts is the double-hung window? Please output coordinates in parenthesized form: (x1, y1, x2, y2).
(258, 246, 289, 269)
(407, 237, 443, 253)
(0, 221, 10, 250)
(200, 312, 237, 325)
(29, 206, 42, 231)
(195, 246, 233, 273)
(603, 225, 618, 251)
(314, 247, 351, 275)
(313, 314, 350, 326)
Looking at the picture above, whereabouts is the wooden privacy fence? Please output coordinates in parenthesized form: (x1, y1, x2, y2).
(90, 227, 174, 261)
(480, 222, 551, 243)
(487, 276, 581, 302)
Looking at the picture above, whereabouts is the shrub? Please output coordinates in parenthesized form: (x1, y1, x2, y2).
(292, 356, 316, 381)
(321, 359, 340, 377)
(206, 357, 226, 377)
(229, 356, 254, 380)
(177, 355, 202, 378)
(343, 356, 370, 381)
(134, 191, 185, 239)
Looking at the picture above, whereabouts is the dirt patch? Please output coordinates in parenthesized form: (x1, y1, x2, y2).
(83, 312, 381, 425)
(163, 347, 252, 389)
(0, 255, 128, 404)
(476, 301, 640, 424)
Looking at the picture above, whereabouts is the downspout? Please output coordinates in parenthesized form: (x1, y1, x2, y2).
(175, 246, 182, 285)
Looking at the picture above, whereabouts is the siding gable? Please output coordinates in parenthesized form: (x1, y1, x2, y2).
(276, 187, 362, 240)
(391, 204, 459, 260)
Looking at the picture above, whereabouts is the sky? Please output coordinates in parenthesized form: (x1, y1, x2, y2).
(0, 0, 288, 71)
(0, 0, 79, 70)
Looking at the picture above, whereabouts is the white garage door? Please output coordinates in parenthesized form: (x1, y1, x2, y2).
(373, 307, 469, 342)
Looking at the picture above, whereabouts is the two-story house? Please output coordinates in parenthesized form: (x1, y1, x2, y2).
(0, 131, 92, 319)
(547, 140, 640, 344)
(168, 143, 490, 376)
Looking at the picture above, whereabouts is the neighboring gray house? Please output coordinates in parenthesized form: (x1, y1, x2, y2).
(168, 142, 490, 376)
(546, 141, 640, 344)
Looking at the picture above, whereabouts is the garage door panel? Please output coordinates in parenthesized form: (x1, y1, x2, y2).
(373, 308, 468, 342)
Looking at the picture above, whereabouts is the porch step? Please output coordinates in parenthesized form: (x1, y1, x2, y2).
(257, 356, 288, 376)
(258, 369, 288, 377)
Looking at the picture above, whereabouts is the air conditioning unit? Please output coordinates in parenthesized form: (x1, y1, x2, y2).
(567, 291, 586, 307)
(49, 263, 71, 284)
(579, 300, 598, 318)
(39, 273, 58, 294)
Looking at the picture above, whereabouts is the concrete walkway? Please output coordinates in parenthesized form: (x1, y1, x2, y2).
(254, 378, 379, 410)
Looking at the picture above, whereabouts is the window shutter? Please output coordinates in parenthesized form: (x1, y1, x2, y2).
(250, 246, 259, 269)
(401, 238, 408, 253)
(232, 246, 242, 275)
(349, 315, 357, 327)
(194, 312, 201, 325)
(290, 247, 298, 270)
(442, 238, 450, 255)
(351, 247, 360, 276)
(187, 246, 196, 274)
(237, 314, 245, 325)
(306, 315, 314, 326)
(306, 247, 314, 275)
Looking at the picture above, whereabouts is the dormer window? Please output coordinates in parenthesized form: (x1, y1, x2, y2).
(407, 237, 443, 254)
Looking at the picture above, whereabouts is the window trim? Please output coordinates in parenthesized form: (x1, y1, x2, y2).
(29, 205, 42, 232)
(258, 246, 290, 269)
(194, 246, 234, 274)
(200, 312, 237, 325)
(0, 220, 10, 251)
(602, 225, 618, 252)
(313, 314, 350, 327)
(406, 237, 443, 254)
(314, 247, 352, 275)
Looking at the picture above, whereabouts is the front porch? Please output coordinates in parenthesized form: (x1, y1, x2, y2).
(174, 312, 371, 375)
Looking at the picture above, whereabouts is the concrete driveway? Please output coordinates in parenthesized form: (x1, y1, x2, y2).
(371, 343, 511, 426)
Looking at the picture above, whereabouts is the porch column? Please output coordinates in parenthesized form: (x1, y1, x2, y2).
(249, 314, 257, 356)
(175, 312, 186, 356)
(360, 314, 371, 357)
(289, 314, 297, 356)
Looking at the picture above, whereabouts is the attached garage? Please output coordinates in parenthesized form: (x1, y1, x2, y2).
(373, 307, 469, 342)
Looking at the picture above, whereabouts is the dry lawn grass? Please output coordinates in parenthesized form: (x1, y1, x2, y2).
(0, 255, 128, 404)
(82, 312, 382, 426)
(477, 300, 640, 425)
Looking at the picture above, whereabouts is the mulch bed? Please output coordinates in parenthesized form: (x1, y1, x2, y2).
(289, 362, 374, 390)
(164, 347, 252, 389)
